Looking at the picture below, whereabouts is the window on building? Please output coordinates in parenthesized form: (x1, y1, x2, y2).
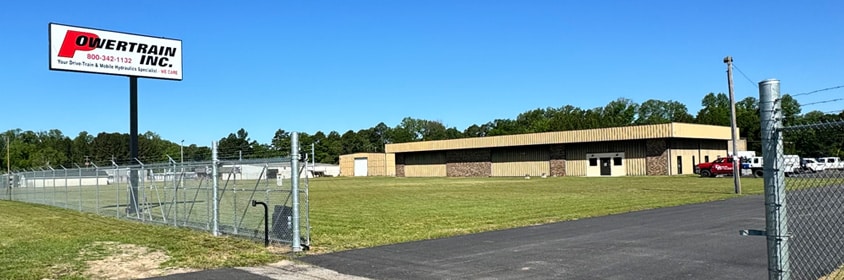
(589, 158, 598, 166)
(705, 155, 710, 163)
(613, 157, 622, 166)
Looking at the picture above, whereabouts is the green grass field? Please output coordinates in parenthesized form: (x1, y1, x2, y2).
(306, 175, 764, 252)
(0, 200, 284, 280)
(6, 174, 843, 279)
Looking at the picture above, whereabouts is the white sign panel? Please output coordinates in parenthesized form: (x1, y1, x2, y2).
(49, 23, 182, 80)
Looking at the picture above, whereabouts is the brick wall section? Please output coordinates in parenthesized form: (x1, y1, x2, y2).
(446, 149, 491, 177)
(646, 139, 669, 175)
(549, 144, 566, 176)
(395, 154, 405, 177)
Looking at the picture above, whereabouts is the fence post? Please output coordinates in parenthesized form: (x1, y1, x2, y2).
(759, 78, 790, 280)
(75, 163, 82, 211)
(93, 163, 99, 215)
(212, 141, 220, 236)
(291, 132, 302, 252)
(112, 161, 120, 219)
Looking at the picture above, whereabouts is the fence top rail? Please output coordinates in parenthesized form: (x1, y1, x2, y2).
(782, 119, 844, 131)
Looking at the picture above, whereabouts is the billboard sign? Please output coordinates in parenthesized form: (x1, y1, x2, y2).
(49, 23, 182, 80)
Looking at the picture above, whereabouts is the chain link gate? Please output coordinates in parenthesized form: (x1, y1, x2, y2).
(759, 79, 844, 280)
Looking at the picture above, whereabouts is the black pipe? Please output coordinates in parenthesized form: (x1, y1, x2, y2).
(252, 200, 269, 247)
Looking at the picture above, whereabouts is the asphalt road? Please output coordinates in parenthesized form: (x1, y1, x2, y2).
(302, 196, 770, 280)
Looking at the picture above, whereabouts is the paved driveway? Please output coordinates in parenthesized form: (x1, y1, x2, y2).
(302, 196, 768, 279)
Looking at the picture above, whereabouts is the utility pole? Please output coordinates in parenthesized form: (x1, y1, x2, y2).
(724, 56, 741, 194)
(5, 135, 9, 174)
(180, 140, 184, 165)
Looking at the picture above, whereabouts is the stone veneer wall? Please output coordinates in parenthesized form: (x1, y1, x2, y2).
(646, 139, 669, 176)
(395, 154, 405, 177)
(549, 144, 566, 176)
(446, 149, 491, 177)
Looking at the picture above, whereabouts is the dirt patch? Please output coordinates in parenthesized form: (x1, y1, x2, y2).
(80, 241, 197, 280)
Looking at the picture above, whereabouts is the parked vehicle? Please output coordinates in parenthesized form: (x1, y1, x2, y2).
(741, 155, 803, 177)
(696, 157, 736, 177)
(801, 158, 825, 173)
(817, 157, 844, 170)
(742, 156, 764, 177)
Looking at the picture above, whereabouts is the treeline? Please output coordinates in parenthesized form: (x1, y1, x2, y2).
(2, 92, 842, 172)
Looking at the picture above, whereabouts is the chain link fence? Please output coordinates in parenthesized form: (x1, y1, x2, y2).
(760, 79, 844, 280)
(0, 156, 310, 249)
(782, 121, 844, 280)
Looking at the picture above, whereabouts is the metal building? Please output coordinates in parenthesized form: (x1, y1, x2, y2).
(339, 153, 396, 177)
(340, 123, 743, 177)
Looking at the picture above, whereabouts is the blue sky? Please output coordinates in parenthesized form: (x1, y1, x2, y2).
(2, 1, 843, 146)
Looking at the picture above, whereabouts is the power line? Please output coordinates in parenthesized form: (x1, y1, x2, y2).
(801, 98, 844, 107)
(792, 85, 844, 97)
(731, 64, 758, 88)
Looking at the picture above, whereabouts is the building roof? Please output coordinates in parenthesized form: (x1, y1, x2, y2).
(385, 122, 734, 153)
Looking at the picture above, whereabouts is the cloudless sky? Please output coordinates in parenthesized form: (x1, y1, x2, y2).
(2, 1, 843, 146)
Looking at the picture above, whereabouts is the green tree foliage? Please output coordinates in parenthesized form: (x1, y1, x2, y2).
(2, 92, 839, 170)
(695, 93, 731, 126)
(735, 97, 761, 153)
(548, 105, 586, 131)
(218, 128, 256, 160)
(602, 98, 639, 127)
(780, 94, 801, 125)
(636, 99, 694, 125)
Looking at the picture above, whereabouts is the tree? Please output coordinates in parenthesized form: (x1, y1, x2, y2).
(487, 119, 522, 136)
(323, 131, 343, 164)
(601, 98, 638, 127)
(218, 128, 256, 159)
(91, 132, 129, 164)
(420, 120, 449, 141)
(735, 97, 761, 153)
(780, 94, 801, 125)
(636, 99, 694, 125)
(695, 93, 731, 126)
(515, 108, 553, 133)
(549, 105, 586, 131)
(270, 129, 291, 157)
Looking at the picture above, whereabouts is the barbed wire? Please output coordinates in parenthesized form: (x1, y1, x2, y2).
(732, 63, 758, 88)
(801, 98, 844, 107)
(792, 85, 844, 97)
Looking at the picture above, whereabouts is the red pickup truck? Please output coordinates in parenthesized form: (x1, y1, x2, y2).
(696, 157, 735, 177)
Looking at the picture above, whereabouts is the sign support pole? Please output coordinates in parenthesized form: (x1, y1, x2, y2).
(128, 76, 140, 214)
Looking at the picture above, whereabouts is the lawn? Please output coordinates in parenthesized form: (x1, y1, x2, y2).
(306, 175, 764, 252)
(0, 200, 284, 280)
(0, 175, 768, 279)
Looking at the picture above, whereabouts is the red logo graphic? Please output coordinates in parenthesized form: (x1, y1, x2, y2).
(58, 30, 99, 58)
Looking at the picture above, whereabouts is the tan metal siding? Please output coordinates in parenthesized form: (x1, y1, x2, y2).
(339, 154, 355, 176)
(490, 147, 550, 176)
(385, 123, 733, 154)
(338, 153, 396, 176)
(565, 141, 648, 176)
(405, 165, 447, 177)
(669, 139, 729, 174)
(386, 124, 675, 153)
(404, 152, 446, 177)
(670, 123, 735, 140)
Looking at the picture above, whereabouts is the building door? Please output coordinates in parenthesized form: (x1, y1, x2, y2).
(353, 157, 368, 176)
(677, 156, 683, 174)
(600, 158, 611, 176)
